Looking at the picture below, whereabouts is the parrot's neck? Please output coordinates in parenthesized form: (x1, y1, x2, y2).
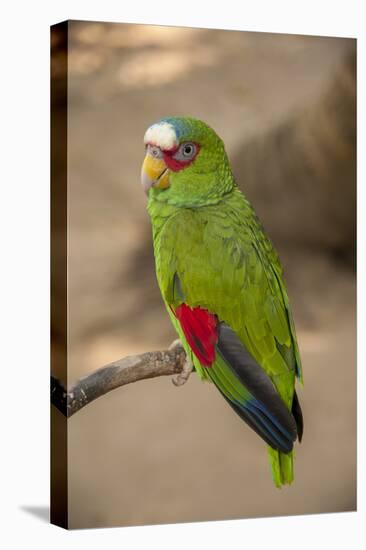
(148, 154, 236, 209)
(147, 185, 254, 242)
(148, 185, 235, 210)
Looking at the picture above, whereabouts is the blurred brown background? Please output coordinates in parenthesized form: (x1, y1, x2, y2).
(52, 21, 356, 529)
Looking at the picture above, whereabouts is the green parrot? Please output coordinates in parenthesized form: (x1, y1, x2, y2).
(141, 116, 303, 487)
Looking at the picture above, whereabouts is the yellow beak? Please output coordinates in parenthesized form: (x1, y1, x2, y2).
(141, 154, 170, 195)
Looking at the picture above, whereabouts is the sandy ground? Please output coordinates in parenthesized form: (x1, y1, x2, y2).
(54, 22, 356, 528)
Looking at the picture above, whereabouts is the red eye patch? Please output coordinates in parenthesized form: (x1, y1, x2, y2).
(162, 143, 200, 172)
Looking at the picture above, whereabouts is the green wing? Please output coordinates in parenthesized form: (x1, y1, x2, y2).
(157, 190, 302, 397)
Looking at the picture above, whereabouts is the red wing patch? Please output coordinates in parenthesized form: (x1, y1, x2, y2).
(172, 303, 218, 367)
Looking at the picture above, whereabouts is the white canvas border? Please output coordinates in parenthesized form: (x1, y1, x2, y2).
(0, 1, 363, 548)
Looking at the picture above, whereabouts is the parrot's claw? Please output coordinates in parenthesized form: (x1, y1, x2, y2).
(169, 339, 193, 386)
(169, 339, 183, 351)
(172, 357, 193, 387)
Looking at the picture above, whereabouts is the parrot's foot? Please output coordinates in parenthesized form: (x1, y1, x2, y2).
(169, 339, 193, 386)
(172, 357, 193, 387)
(169, 339, 183, 351)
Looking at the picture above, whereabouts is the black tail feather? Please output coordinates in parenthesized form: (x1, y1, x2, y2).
(220, 391, 294, 453)
(292, 391, 304, 442)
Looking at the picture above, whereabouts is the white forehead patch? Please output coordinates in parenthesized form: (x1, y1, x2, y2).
(144, 122, 178, 150)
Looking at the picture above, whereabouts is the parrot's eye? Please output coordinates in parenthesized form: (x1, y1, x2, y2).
(173, 142, 198, 161)
(183, 144, 194, 156)
(147, 144, 163, 159)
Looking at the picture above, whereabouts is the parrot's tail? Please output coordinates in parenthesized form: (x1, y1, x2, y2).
(267, 447, 294, 487)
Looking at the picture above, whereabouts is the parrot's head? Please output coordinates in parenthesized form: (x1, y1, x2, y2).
(141, 117, 235, 207)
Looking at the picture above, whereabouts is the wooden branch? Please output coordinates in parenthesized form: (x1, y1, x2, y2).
(51, 344, 187, 418)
